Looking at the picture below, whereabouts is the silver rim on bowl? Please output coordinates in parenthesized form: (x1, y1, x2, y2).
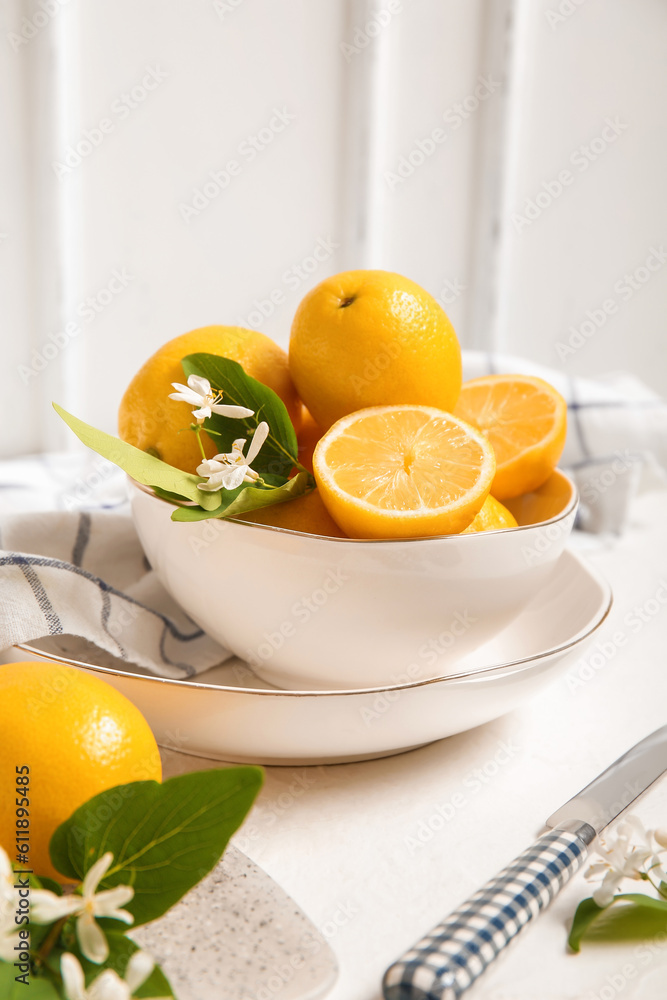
(14, 551, 611, 699)
(128, 469, 580, 545)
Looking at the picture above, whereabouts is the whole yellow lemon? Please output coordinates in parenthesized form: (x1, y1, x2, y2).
(289, 270, 462, 429)
(462, 495, 518, 533)
(296, 406, 324, 474)
(234, 489, 346, 538)
(0, 661, 161, 881)
(119, 326, 301, 474)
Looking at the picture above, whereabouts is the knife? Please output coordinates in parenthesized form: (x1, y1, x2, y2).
(383, 725, 667, 1000)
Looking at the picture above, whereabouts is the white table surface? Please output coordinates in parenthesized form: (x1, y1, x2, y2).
(5, 488, 666, 999)
(224, 488, 667, 1000)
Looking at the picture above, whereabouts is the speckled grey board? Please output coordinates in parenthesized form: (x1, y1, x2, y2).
(132, 844, 338, 1000)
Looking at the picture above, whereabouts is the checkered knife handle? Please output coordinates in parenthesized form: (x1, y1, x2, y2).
(383, 822, 595, 1000)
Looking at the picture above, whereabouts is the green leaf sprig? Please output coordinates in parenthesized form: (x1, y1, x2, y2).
(182, 353, 298, 480)
(54, 353, 315, 523)
(50, 769, 262, 927)
(569, 893, 667, 951)
(0, 767, 262, 998)
(568, 816, 667, 952)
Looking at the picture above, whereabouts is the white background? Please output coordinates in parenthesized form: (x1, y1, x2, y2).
(2, 0, 667, 454)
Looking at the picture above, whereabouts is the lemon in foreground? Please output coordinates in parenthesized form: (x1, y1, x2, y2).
(289, 270, 462, 429)
(119, 326, 301, 473)
(462, 495, 518, 533)
(0, 662, 161, 881)
(454, 374, 567, 499)
(313, 405, 495, 538)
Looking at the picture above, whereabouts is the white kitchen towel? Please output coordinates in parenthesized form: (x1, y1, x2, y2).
(0, 454, 230, 677)
(0, 352, 665, 676)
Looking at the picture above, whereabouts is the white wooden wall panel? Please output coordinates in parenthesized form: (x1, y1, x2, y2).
(63, 0, 348, 436)
(2, 0, 666, 459)
(495, 0, 667, 393)
(1, 0, 40, 456)
(378, 0, 488, 339)
(1, 0, 496, 453)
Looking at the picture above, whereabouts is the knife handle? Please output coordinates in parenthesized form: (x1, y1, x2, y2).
(383, 822, 595, 1000)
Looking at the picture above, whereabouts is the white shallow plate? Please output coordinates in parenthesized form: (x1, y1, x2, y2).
(18, 550, 611, 765)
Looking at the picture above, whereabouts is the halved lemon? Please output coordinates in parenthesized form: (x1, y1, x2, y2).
(454, 374, 567, 499)
(313, 405, 496, 539)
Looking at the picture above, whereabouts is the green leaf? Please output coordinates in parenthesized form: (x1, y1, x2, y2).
(49, 768, 263, 927)
(30, 875, 63, 896)
(52, 404, 221, 511)
(74, 932, 174, 998)
(568, 897, 605, 952)
(584, 903, 667, 943)
(150, 485, 197, 506)
(27, 923, 53, 953)
(615, 892, 667, 912)
(170, 470, 314, 521)
(0, 962, 60, 998)
(39, 935, 174, 999)
(135, 964, 173, 998)
(569, 893, 667, 951)
(182, 353, 298, 478)
(131, 958, 173, 998)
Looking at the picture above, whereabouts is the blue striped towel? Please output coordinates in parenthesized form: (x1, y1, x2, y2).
(0, 352, 665, 676)
(0, 454, 230, 677)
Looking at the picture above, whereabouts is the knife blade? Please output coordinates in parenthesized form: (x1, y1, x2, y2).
(383, 725, 667, 1000)
(546, 725, 667, 833)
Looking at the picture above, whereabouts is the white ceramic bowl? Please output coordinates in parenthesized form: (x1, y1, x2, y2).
(14, 547, 610, 765)
(128, 471, 578, 691)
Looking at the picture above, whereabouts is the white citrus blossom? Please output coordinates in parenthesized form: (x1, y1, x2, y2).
(60, 949, 168, 1000)
(31, 853, 133, 964)
(0, 846, 23, 961)
(0, 846, 16, 906)
(197, 421, 270, 492)
(169, 374, 254, 424)
(585, 815, 667, 907)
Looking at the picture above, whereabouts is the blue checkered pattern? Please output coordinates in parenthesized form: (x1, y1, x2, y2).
(383, 829, 588, 1000)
